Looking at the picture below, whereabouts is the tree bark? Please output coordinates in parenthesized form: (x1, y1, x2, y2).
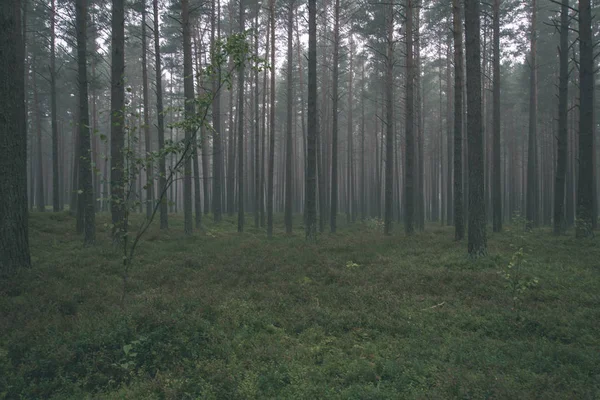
(267, 0, 276, 237)
(404, 0, 415, 235)
(153, 0, 168, 229)
(576, 0, 595, 237)
(237, 0, 246, 232)
(465, 0, 486, 255)
(305, 0, 318, 239)
(452, 0, 464, 240)
(0, 0, 31, 272)
(553, 0, 569, 235)
(111, 0, 126, 239)
(526, 0, 538, 230)
(330, 0, 340, 233)
(50, 0, 60, 212)
(492, 0, 502, 232)
(182, 0, 194, 235)
(76, 0, 95, 245)
(285, 1, 295, 233)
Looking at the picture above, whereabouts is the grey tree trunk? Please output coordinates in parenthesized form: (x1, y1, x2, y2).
(153, 0, 168, 229)
(141, 1, 153, 219)
(553, 0, 569, 235)
(576, 0, 595, 237)
(111, 0, 126, 239)
(237, 0, 246, 233)
(526, 0, 538, 230)
(285, 2, 295, 233)
(465, 0, 487, 255)
(330, 0, 340, 233)
(384, 2, 395, 235)
(75, 0, 95, 245)
(492, 0, 502, 232)
(182, 0, 194, 235)
(0, 0, 31, 272)
(212, 0, 223, 223)
(404, 0, 415, 235)
(453, 0, 464, 240)
(50, 0, 60, 212)
(306, 0, 318, 239)
(267, 0, 276, 237)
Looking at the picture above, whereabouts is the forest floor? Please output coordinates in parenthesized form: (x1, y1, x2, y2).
(1, 213, 599, 399)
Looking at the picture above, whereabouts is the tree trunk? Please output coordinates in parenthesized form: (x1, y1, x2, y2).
(553, 0, 569, 235)
(452, 0, 464, 240)
(305, 0, 318, 239)
(576, 0, 595, 237)
(237, 0, 246, 232)
(525, 0, 538, 230)
(330, 0, 340, 233)
(384, 2, 395, 235)
(0, 0, 31, 272)
(50, 0, 60, 212)
(465, 0, 486, 255)
(111, 0, 126, 239)
(182, 0, 194, 235)
(404, 0, 415, 235)
(347, 35, 355, 223)
(285, 1, 295, 233)
(267, 0, 276, 237)
(141, 1, 153, 219)
(492, 0, 502, 232)
(153, 0, 168, 229)
(76, 0, 95, 245)
(212, 0, 223, 223)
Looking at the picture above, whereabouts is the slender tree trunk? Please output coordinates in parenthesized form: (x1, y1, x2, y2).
(76, 0, 95, 245)
(285, 2, 295, 233)
(553, 0, 569, 235)
(237, 0, 246, 232)
(348, 35, 355, 223)
(182, 0, 194, 235)
(267, 0, 276, 237)
(254, 13, 260, 228)
(576, 0, 595, 237)
(141, 1, 153, 219)
(153, 0, 168, 229)
(404, 0, 415, 235)
(306, 0, 318, 239)
(212, 0, 223, 222)
(465, 0, 486, 255)
(50, 0, 60, 212)
(111, 0, 126, 239)
(32, 61, 45, 213)
(526, 0, 538, 230)
(453, 0, 464, 240)
(330, 0, 340, 233)
(492, 0, 502, 232)
(446, 39, 453, 226)
(360, 57, 366, 220)
(384, 2, 395, 235)
(0, 0, 31, 272)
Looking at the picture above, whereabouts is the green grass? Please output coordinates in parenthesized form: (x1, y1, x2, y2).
(1, 212, 599, 399)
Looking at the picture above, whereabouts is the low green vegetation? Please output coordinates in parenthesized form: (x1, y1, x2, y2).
(1, 213, 599, 399)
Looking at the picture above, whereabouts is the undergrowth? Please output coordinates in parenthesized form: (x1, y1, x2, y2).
(0, 212, 599, 399)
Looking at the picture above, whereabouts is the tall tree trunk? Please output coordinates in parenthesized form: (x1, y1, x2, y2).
(384, 2, 395, 235)
(347, 35, 355, 223)
(254, 13, 260, 228)
(193, 30, 204, 228)
(404, 0, 415, 235)
(212, 0, 223, 222)
(526, 0, 538, 230)
(330, 0, 340, 233)
(260, 11, 269, 227)
(32, 61, 45, 213)
(267, 0, 276, 237)
(153, 0, 168, 229)
(50, 0, 60, 212)
(111, 0, 126, 239)
(0, 0, 31, 272)
(237, 0, 246, 232)
(285, 1, 295, 233)
(415, 1, 424, 230)
(576, 0, 595, 237)
(492, 0, 502, 232)
(465, 0, 486, 255)
(76, 0, 95, 245)
(360, 57, 366, 220)
(182, 0, 194, 235)
(453, 0, 465, 240)
(446, 39, 453, 226)
(305, 0, 318, 239)
(553, 0, 569, 235)
(141, 1, 153, 219)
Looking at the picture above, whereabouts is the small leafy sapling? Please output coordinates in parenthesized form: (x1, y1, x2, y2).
(499, 247, 539, 315)
(98, 31, 265, 308)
